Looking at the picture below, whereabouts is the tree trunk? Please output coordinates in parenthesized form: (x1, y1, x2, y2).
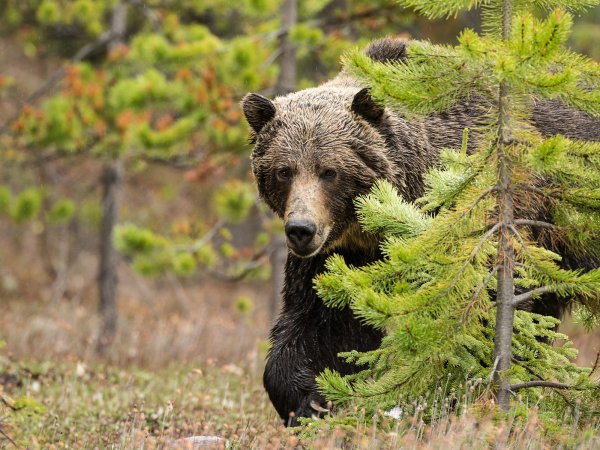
(277, 0, 297, 96)
(269, 0, 297, 321)
(492, 0, 515, 410)
(97, 161, 123, 353)
(270, 236, 287, 321)
(96, 2, 127, 354)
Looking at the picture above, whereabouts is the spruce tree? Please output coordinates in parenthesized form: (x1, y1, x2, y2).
(315, 0, 600, 418)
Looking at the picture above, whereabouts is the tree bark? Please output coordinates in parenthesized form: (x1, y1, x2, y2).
(97, 161, 123, 353)
(277, 0, 297, 96)
(269, 0, 297, 321)
(492, 0, 515, 410)
(270, 236, 287, 321)
(96, 2, 127, 354)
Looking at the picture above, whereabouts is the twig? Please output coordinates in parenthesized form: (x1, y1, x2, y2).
(509, 224, 556, 284)
(463, 265, 500, 323)
(591, 351, 600, 377)
(487, 356, 501, 389)
(0, 426, 20, 449)
(470, 222, 503, 262)
(510, 358, 579, 407)
(128, 0, 161, 30)
(452, 186, 498, 225)
(204, 258, 267, 282)
(521, 185, 558, 199)
(414, 221, 502, 313)
(181, 219, 226, 253)
(141, 152, 204, 170)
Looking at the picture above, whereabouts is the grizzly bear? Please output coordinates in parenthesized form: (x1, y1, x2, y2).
(241, 38, 600, 426)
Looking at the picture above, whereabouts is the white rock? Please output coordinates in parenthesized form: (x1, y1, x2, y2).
(169, 435, 223, 449)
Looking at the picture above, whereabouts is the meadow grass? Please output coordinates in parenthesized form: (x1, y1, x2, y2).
(1, 358, 599, 449)
(0, 277, 598, 449)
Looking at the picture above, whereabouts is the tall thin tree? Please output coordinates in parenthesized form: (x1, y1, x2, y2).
(97, 1, 128, 354)
(269, 0, 297, 321)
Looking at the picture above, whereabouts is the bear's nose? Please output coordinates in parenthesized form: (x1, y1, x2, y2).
(285, 219, 317, 252)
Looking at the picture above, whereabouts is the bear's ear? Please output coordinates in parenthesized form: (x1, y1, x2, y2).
(364, 38, 408, 63)
(351, 88, 385, 122)
(241, 93, 276, 134)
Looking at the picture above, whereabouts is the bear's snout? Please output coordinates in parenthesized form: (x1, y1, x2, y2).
(285, 219, 317, 255)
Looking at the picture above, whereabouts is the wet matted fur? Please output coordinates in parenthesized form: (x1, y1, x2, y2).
(242, 38, 600, 425)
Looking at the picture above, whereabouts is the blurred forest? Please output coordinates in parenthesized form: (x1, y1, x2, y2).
(0, 0, 599, 370)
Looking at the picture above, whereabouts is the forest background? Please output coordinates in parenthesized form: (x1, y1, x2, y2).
(0, 1, 599, 447)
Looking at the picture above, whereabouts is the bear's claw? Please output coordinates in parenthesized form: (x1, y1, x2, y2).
(309, 400, 329, 413)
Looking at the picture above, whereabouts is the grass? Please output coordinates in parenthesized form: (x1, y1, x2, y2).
(0, 253, 598, 448)
(1, 357, 599, 449)
(0, 358, 286, 449)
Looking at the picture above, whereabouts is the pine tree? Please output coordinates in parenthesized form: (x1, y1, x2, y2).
(0, 1, 420, 349)
(315, 0, 600, 419)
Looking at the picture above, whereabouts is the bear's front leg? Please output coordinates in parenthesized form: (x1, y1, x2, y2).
(263, 338, 330, 426)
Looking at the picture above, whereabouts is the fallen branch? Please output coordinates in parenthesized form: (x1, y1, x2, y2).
(0, 427, 20, 449)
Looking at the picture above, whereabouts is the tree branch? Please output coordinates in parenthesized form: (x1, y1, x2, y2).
(204, 258, 266, 283)
(463, 265, 500, 323)
(128, 0, 161, 31)
(472, 222, 503, 260)
(510, 358, 579, 407)
(180, 219, 226, 254)
(140, 150, 205, 170)
(425, 222, 502, 308)
(521, 185, 558, 199)
(514, 219, 559, 230)
(0, 30, 116, 136)
(452, 186, 498, 226)
(487, 356, 501, 389)
(511, 285, 556, 307)
(509, 381, 576, 391)
(591, 350, 600, 376)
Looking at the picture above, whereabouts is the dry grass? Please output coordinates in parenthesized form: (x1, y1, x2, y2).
(0, 270, 271, 368)
(0, 175, 598, 448)
(1, 359, 599, 449)
(1, 238, 599, 448)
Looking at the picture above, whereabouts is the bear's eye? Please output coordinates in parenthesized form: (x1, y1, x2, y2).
(320, 169, 337, 181)
(276, 167, 293, 182)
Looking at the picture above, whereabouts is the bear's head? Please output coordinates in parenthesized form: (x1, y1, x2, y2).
(241, 87, 397, 258)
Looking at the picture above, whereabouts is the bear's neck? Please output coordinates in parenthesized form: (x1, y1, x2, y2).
(281, 249, 380, 314)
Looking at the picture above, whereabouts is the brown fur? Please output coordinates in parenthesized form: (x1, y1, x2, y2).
(241, 37, 600, 425)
